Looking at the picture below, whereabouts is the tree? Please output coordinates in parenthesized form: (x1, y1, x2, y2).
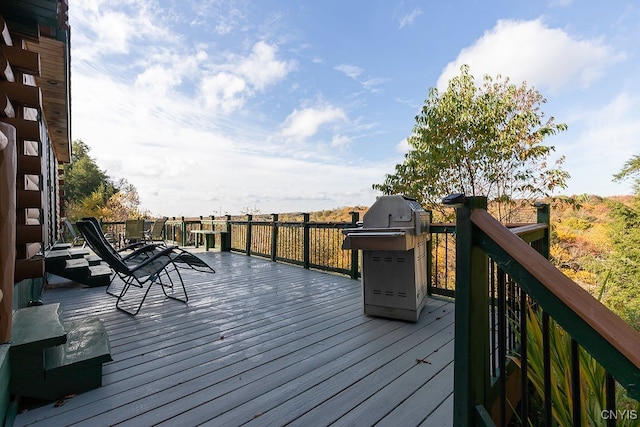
(104, 179, 144, 221)
(63, 140, 145, 221)
(373, 65, 569, 220)
(613, 154, 640, 193)
(63, 140, 115, 204)
(605, 153, 640, 329)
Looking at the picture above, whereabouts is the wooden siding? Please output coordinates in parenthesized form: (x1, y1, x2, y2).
(15, 252, 454, 426)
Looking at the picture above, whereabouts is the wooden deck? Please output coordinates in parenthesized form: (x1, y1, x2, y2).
(15, 251, 454, 426)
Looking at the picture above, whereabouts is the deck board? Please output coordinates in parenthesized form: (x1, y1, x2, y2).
(15, 251, 454, 426)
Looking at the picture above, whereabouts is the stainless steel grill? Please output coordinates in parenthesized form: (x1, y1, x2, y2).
(342, 195, 430, 321)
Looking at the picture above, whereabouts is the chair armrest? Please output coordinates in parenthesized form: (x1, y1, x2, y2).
(129, 246, 179, 273)
(121, 243, 174, 260)
(118, 242, 147, 252)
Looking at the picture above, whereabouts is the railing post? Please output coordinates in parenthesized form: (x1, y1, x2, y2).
(349, 211, 360, 279)
(426, 210, 433, 295)
(245, 214, 252, 255)
(271, 214, 279, 262)
(196, 215, 204, 247)
(536, 202, 550, 259)
(225, 215, 232, 250)
(453, 196, 490, 426)
(181, 216, 186, 247)
(303, 213, 310, 269)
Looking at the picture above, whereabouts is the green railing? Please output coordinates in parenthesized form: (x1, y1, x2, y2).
(155, 214, 361, 278)
(428, 223, 456, 298)
(159, 214, 458, 282)
(102, 216, 469, 292)
(454, 197, 640, 426)
(227, 213, 361, 277)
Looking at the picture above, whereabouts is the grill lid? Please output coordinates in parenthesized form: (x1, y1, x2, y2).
(341, 195, 430, 250)
(362, 195, 429, 234)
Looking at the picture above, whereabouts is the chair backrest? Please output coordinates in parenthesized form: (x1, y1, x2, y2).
(150, 218, 167, 241)
(63, 219, 78, 239)
(63, 218, 82, 244)
(125, 219, 144, 241)
(83, 216, 117, 245)
(82, 217, 112, 247)
(77, 220, 131, 275)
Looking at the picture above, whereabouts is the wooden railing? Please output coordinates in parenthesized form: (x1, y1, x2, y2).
(160, 213, 362, 278)
(90, 203, 640, 425)
(454, 196, 640, 426)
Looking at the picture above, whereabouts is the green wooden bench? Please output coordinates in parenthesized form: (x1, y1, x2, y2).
(10, 303, 112, 400)
(190, 230, 230, 251)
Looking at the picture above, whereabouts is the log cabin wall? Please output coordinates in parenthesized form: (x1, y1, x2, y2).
(0, 1, 71, 315)
(1, 32, 46, 307)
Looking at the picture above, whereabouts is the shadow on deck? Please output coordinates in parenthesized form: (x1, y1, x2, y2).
(16, 251, 454, 426)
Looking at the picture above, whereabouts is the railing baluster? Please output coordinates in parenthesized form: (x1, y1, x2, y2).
(490, 261, 496, 377)
(606, 372, 616, 427)
(434, 233, 440, 289)
(271, 214, 278, 262)
(302, 213, 310, 269)
(520, 287, 528, 425)
(542, 311, 552, 427)
(444, 232, 449, 289)
(571, 338, 582, 426)
(349, 211, 359, 279)
(497, 265, 507, 426)
(180, 216, 186, 246)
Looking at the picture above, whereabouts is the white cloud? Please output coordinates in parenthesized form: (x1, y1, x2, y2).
(334, 64, 387, 92)
(396, 138, 410, 154)
(569, 92, 640, 164)
(200, 73, 247, 114)
(196, 41, 296, 114)
(280, 106, 347, 141)
(70, 69, 379, 216)
(70, 0, 175, 61)
(335, 64, 364, 79)
(437, 18, 624, 93)
(548, 0, 573, 7)
(134, 49, 207, 95)
(236, 41, 297, 91)
(398, 8, 423, 29)
(330, 134, 351, 148)
(362, 77, 388, 92)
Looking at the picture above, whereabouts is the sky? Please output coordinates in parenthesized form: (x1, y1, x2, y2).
(68, 0, 640, 217)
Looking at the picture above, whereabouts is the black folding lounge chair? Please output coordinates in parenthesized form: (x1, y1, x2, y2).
(83, 217, 161, 257)
(82, 217, 215, 275)
(77, 220, 206, 315)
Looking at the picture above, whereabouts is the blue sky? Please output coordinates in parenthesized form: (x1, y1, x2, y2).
(69, 1, 640, 216)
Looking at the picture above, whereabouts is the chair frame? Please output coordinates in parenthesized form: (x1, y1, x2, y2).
(82, 217, 215, 277)
(77, 220, 189, 315)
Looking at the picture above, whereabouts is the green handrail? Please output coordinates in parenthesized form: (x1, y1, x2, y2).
(454, 196, 640, 425)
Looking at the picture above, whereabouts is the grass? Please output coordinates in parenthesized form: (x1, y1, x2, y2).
(513, 306, 640, 426)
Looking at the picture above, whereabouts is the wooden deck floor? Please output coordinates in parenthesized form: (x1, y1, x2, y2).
(15, 251, 454, 427)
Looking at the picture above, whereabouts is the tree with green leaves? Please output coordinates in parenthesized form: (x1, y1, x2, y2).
(605, 153, 640, 329)
(373, 65, 569, 220)
(614, 154, 640, 193)
(63, 140, 144, 221)
(63, 140, 116, 204)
